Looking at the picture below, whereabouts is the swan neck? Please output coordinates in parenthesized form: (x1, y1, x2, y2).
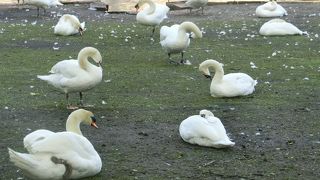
(178, 22, 202, 39)
(143, 0, 156, 15)
(66, 113, 83, 136)
(78, 50, 90, 70)
(204, 61, 224, 82)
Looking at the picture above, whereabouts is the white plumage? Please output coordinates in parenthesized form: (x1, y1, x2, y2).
(259, 18, 308, 36)
(54, 14, 85, 36)
(199, 59, 257, 97)
(24, 0, 63, 16)
(136, 0, 169, 36)
(255, 0, 287, 17)
(8, 109, 102, 180)
(160, 21, 202, 64)
(179, 109, 235, 148)
(37, 47, 103, 109)
(185, 0, 208, 14)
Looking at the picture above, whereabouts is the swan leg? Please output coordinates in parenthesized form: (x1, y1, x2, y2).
(79, 92, 84, 106)
(167, 53, 179, 65)
(37, 7, 40, 17)
(180, 52, 185, 64)
(151, 27, 156, 37)
(51, 156, 73, 180)
(66, 93, 79, 110)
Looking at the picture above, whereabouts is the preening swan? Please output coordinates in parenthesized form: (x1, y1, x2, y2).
(135, 0, 170, 36)
(160, 21, 202, 64)
(37, 47, 103, 109)
(24, 0, 63, 16)
(185, 0, 208, 14)
(8, 109, 102, 179)
(199, 59, 257, 97)
(54, 14, 85, 36)
(256, 0, 287, 17)
(179, 109, 235, 148)
(259, 18, 308, 36)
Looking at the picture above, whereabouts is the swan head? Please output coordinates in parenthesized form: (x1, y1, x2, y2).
(135, 0, 147, 11)
(199, 109, 214, 118)
(68, 109, 98, 128)
(79, 47, 102, 67)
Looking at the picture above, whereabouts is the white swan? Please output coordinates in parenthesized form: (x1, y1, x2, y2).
(185, 0, 208, 14)
(199, 59, 257, 97)
(24, 0, 63, 16)
(54, 14, 85, 36)
(259, 18, 308, 36)
(160, 21, 202, 64)
(8, 109, 102, 179)
(135, 0, 170, 36)
(37, 47, 103, 109)
(256, 0, 287, 18)
(179, 109, 235, 148)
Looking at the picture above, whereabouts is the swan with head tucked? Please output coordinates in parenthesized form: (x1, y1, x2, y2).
(37, 47, 103, 109)
(24, 0, 63, 16)
(259, 18, 308, 36)
(179, 109, 235, 148)
(199, 59, 257, 97)
(185, 0, 208, 14)
(160, 21, 202, 64)
(54, 14, 85, 36)
(255, 0, 287, 18)
(135, 0, 170, 36)
(8, 109, 102, 180)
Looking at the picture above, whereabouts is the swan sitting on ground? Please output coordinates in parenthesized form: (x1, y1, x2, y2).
(37, 47, 103, 109)
(256, 0, 287, 17)
(160, 21, 202, 65)
(54, 14, 85, 36)
(185, 0, 208, 14)
(259, 18, 308, 36)
(179, 109, 235, 148)
(8, 109, 102, 179)
(199, 59, 257, 97)
(24, 0, 63, 16)
(135, 0, 170, 36)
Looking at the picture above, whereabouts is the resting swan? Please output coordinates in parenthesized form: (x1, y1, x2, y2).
(160, 21, 202, 64)
(54, 14, 85, 36)
(179, 109, 235, 148)
(255, 0, 287, 18)
(185, 0, 208, 14)
(24, 0, 63, 16)
(37, 47, 103, 109)
(135, 0, 170, 36)
(259, 18, 308, 36)
(199, 59, 257, 97)
(8, 109, 102, 179)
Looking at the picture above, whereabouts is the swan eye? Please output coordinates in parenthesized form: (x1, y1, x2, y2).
(90, 116, 97, 123)
(200, 114, 205, 118)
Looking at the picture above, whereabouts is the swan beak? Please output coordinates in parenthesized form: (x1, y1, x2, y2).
(79, 27, 84, 36)
(200, 114, 205, 118)
(134, 4, 139, 12)
(91, 122, 98, 129)
(97, 61, 102, 67)
(203, 74, 212, 80)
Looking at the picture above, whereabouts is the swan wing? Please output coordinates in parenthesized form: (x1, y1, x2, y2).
(23, 129, 55, 153)
(222, 73, 257, 95)
(49, 60, 83, 78)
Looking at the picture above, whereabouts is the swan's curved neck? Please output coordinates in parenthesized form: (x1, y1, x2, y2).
(178, 22, 202, 39)
(78, 50, 91, 70)
(66, 113, 84, 136)
(143, 0, 156, 15)
(202, 60, 224, 82)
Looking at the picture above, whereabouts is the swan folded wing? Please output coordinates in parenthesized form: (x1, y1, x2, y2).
(154, 4, 169, 20)
(222, 73, 256, 95)
(23, 130, 55, 153)
(50, 60, 83, 77)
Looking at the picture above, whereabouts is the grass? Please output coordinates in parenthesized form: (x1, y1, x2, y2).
(0, 3, 320, 179)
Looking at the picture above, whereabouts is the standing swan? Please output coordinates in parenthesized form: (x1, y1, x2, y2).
(199, 59, 257, 97)
(179, 109, 235, 148)
(37, 47, 103, 109)
(54, 14, 85, 36)
(259, 19, 308, 36)
(160, 21, 202, 64)
(24, 0, 63, 17)
(8, 109, 102, 179)
(135, 0, 170, 36)
(255, 0, 287, 18)
(185, 0, 208, 14)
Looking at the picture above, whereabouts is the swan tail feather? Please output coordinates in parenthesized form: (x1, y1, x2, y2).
(37, 75, 50, 81)
(8, 148, 37, 170)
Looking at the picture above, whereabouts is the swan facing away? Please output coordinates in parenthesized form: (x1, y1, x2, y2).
(199, 59, 257, 97)
(8, 109, 102, 179)
(24, 0, 63, 16)
(54, 14, 85, 36)
(259, 18, 308, 36)
(37, 47, 103, 109)
(160, 21, 202, 65)
(185, 0, 208, 14)
(179, 109, 235, 148)
(256, 0, 287, 17)
(135, 0, 170, 36)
